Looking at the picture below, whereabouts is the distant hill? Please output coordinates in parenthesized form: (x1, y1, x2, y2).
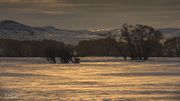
(158, 28, 180, 38)
(0, 20, 107, 44)
(0, 20, 179, 44)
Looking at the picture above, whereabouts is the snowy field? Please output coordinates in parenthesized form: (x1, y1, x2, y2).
(0, 57, 180, 101)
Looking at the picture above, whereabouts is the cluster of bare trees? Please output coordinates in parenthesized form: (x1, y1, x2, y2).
(121, 24, 163, 60)
(45, 45, 80, 64)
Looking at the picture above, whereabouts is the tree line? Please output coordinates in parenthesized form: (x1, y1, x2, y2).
(0, 24, 179, 63)
(76, 24, 180, 60)
(0, 39, 80, 63)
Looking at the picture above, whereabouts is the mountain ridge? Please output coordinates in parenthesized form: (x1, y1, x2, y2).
(0, 20, 180, 44)
(0, 20, 107, 44)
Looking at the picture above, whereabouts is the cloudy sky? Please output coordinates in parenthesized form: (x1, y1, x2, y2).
(0, 0, 180, 29)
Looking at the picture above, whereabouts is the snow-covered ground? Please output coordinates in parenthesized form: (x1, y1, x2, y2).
(0, 57, 180, 101)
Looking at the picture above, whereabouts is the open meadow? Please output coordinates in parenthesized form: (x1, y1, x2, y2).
(0, 57, 180, 101)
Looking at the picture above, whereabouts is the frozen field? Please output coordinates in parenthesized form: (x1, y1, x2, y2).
(0, 57, 180, 101)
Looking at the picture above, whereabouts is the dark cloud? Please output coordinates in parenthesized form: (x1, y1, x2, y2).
(0, 0, 180, 29)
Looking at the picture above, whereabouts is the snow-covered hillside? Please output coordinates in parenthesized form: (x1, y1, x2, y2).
(0, 20, 107, 44)
(0, 20, 180, 44)
(158, 28, 180, 38)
